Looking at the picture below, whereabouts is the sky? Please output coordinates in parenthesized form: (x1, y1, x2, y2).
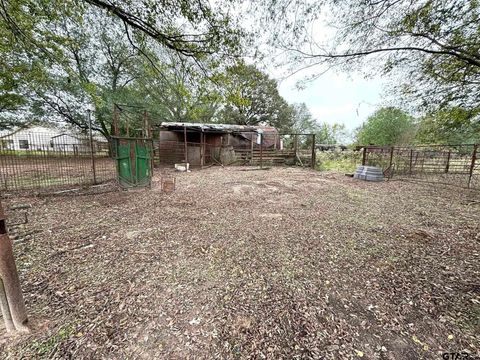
(259, 5, 388, 135)
(277, 71, 385, 132)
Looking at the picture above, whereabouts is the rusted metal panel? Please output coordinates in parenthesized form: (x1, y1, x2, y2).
(311, 134, 316, 169)
(468, 144, 478, 188)
(0, 202, 6, 235)
(0, 200, 28, 332)
(363, 143, 480, 189)
(161, 177, 176, 193)
(0, 130, 115, 191)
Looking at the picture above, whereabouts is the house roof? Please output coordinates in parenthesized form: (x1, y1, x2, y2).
(0, 126, 106, 142)
(158, 122, 278, 133)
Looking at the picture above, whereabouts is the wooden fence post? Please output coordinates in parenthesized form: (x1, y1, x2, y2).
(468, 144, 478, 188)
(158, 130, 162, 166)
(361, 147, 367, 166)
(200, 131, 204, 168)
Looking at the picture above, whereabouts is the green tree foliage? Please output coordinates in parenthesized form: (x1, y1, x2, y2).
(131, 55, 223, 125)
(0, 0, 244, 133)
(317, 123, 348, 145)
(260, 0, 480, 113)
(291, 102, 348, 144)
(220, 63, 294, 132)
(0, 0, 70, 129)
(18, 8, 149, 137)
(84, 0, 245, 59)
(290, 103, 318, 134)
(356, 107, 416, 146)
(416, 108, 480, 145)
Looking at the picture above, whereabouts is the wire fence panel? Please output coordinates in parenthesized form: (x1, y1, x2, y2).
(155, 131, 316, 168)
(363, 144, 479, 189)
(0, 131, 116, 191)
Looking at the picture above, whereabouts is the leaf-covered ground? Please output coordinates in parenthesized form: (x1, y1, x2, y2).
(1, 167, 479, 359)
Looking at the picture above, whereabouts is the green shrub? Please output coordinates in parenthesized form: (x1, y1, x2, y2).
(316, 150, 361, 173)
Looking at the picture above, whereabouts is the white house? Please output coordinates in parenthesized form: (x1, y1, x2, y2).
(0, 126, 107, 153)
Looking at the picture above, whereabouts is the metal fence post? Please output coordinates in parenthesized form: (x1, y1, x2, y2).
(294, 134, 298, 166)
(260, 132, 263, 169)
(409, 149, 413, 174)
(183, 126, 188, 165)
(0, 277, 14, 331)
(311, 134, 316, 169)
(388, 146, 394, 178)
(468, 144, 478, 188)
(113, 104, 120, 137)
(445, 150, 451, 173)
(0, 200, 28, 332)
(87, 109, 97, 185)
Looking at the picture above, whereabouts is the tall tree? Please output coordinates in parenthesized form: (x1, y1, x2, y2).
(416, 108, 480, 145)
(20, 8, 145, 137)
(317, 123, 348, 145)
(291, 103, 348, 144)
(220, 62, 294, 131)
(84, 0, 245, 59)
(356, 107, 416, 146)
(0, 0, 68, 129)
(0, 0, 245, 132)
(291, 103, 318, 134)
(133, 53, 223, 125)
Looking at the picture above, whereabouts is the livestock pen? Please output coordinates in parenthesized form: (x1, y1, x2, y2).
(361, 144, 480, 189)
(0, 130, 115, 191)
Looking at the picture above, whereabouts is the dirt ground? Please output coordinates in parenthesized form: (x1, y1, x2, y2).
(0, 167, 479, 359)
(0, 156, 115, 191)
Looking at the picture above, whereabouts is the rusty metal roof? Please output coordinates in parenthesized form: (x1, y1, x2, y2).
(158, 122, 278, 133)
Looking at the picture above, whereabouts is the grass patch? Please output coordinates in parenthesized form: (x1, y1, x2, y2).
(27, 325, 75, 357)
(316, 150, 361, 173)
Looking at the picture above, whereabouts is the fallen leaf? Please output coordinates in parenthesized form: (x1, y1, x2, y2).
(355, 349, 364, 357)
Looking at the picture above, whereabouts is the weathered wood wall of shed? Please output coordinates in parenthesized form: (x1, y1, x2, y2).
(158, 131, 184, 164)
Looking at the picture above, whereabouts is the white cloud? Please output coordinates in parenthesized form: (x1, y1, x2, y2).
(276, 70, 385, 131)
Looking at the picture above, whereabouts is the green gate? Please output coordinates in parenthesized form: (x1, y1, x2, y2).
(112, 137, 153, 188)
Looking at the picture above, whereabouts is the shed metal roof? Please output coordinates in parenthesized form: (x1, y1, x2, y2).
(159, 122, 278, 133)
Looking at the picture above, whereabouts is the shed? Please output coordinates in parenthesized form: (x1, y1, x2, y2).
(157, 122, 281, 166)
